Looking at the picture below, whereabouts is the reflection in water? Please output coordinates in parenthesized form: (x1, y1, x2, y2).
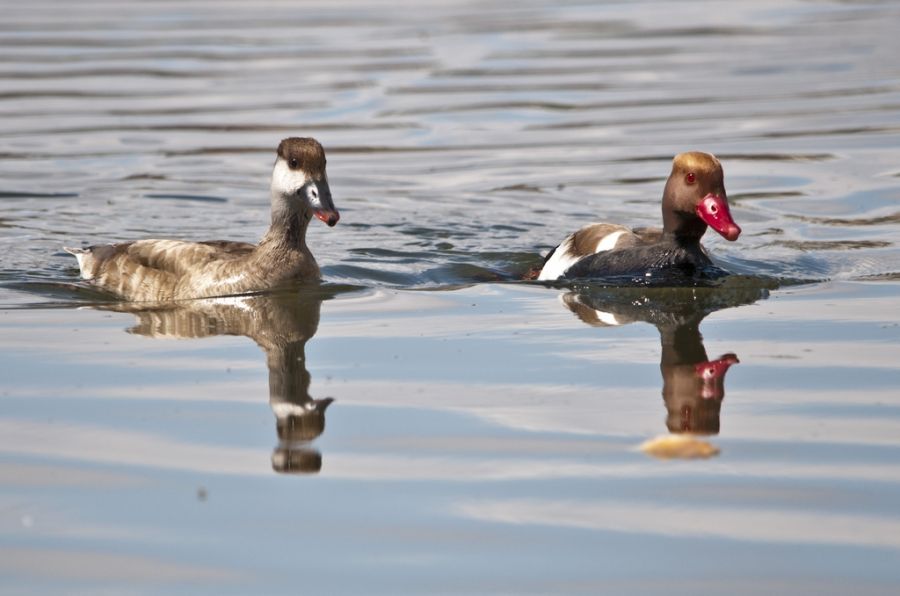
(560, 284, 767, 458)
(108, 288, 336, 474)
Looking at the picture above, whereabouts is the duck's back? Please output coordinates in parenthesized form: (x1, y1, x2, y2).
(537, 223, 645, 281)
(66, 239, 256, 301)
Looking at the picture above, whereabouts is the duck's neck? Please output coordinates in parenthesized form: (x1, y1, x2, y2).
(659, 319, 707, 367)
(253, 193, 319, 285)
(260, 191, 311, 253)
(662, 210, 707, 246)
(661, 185, 707, 246)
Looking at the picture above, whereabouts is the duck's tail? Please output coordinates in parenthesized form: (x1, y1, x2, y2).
(63, 246, 93, 279)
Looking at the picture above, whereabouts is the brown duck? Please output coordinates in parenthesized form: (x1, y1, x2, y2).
(65, 137, 340, 301)
(537, 152, 740, 281)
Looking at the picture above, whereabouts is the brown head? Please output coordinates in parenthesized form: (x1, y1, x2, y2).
(661, 152, 740, 242)
(272, 137, 339, 227)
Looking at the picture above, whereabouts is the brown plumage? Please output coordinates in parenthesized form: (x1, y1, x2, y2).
(277, 137, 327, 178)
(65, 137, 340, 301)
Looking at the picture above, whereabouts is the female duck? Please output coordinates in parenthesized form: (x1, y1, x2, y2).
(537, 152, 741, 281)
(66, 137, 340, 302)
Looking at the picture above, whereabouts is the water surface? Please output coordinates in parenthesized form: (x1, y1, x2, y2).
(2, 0, 900, 594)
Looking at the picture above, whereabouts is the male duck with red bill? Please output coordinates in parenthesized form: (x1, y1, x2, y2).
(535, 152, 741, 283)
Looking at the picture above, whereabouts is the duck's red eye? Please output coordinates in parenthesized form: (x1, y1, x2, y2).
(685, 172, 696, 184)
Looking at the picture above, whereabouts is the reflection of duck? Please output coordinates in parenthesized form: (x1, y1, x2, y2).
(658, 320, 737, 435)
(561, 284, 766, 457)
(109, 287, 336, 474)
(65, 137, 340, 301)
(537, 152, 740, 282)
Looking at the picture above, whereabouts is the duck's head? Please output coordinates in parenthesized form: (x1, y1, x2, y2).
(662, 152, 740, 242)
(272, 137, 340, 227)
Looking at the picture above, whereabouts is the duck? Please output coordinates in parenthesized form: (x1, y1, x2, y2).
(65, 137, 340, 301)
(536, 152, 740, 282)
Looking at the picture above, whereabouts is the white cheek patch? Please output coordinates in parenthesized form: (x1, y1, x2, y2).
(306, 181, 323, 210)
(271, 401, 318, 419)
(271, 159, 308, 196)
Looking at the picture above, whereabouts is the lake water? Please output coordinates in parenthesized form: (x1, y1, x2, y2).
(2, 0, 900, 593)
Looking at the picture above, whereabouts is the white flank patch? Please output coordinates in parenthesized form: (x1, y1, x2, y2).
(593, 310, 621, 326)
(594, 230, 626, 252)
(537, 238, 581, 281)
(557, 294, 622, 326)
(537, 229, 627, 281)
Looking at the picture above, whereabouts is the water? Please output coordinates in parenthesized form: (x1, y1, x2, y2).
(2, 0, 900, 593)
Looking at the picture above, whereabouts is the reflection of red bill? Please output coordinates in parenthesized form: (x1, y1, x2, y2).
(695, 353, 740, 399)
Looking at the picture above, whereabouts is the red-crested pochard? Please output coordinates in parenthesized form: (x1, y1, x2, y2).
(537, 152, 740, 281)
(65, 137, 340, 301)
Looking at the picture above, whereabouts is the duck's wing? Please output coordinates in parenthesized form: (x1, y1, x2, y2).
(537, 223, 637, 281)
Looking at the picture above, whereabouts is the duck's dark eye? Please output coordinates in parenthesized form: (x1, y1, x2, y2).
(685, 172, 696, 185)
(289, 158, 299, 169)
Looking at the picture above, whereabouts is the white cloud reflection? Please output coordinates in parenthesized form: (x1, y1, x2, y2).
(5, 418, 900, 486)
(456, 497, 900, 549)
